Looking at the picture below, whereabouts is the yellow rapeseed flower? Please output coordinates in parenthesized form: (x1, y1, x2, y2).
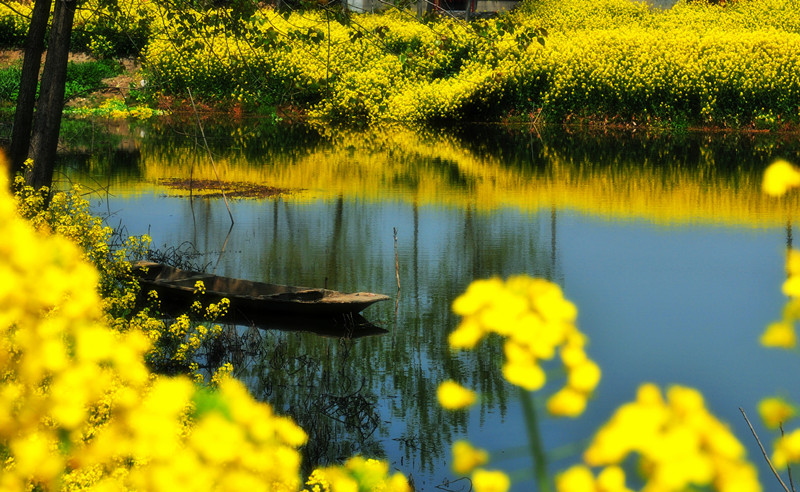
(758, 397, 796, 429)
(547, 387, 588, 418)
(471, 469, 511, 492)
(760, 321, 796, 348)
(437, 380, 477, 410)
(452, 440, 489, 474)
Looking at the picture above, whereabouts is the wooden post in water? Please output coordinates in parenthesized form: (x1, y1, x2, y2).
(393, 227, 401, 291)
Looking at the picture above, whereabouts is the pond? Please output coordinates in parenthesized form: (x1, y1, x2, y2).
(56, 118, 800, 490)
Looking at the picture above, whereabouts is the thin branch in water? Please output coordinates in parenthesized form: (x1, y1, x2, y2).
(187, 87, 235, 226)
(740, 407, 791, 492)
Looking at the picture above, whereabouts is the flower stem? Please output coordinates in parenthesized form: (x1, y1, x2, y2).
(519, 388, 553, 492)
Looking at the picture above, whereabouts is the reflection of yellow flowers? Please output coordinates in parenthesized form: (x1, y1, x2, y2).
(452, 440, 489, 474)
(450, 275, 600, 417)
(583, 383, 760, 492)
(763, 160, 800, 197)
(759, 397, 795, 429)
(437, 380, 477, 410)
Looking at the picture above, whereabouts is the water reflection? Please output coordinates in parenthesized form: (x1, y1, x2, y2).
(45, 119, 800, 490)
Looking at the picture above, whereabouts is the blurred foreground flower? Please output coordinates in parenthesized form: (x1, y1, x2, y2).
(581, 383, 760, 492)
(758, 397, 796, 430)
(452, 440, 489, 474)
(450, 276, 600, 417)
(304, 457, 410, 492)
(0, 156, 407, 491)
(438, 380, 477, 410)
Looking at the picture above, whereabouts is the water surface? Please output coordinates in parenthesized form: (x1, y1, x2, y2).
(59, 119, 800, 490)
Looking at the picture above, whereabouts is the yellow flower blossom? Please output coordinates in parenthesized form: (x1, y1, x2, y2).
(760, 321, 796, 348)
(437, 380, 477, 410)
(448, 275, 599, 417)
(759, 397, 796, 429)
(471, 469, 511, 492)
(584, 383, 759, 492)
(452, 440, 489, 474)
(773, 429, 800, 468)
(547, 387, 588, 417)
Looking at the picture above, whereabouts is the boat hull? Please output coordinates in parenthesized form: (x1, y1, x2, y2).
(133, 262, 391, 317)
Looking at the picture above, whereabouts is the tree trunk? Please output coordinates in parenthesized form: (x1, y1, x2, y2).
(8, 0, 53, 179)
(27, 0, 77, 190)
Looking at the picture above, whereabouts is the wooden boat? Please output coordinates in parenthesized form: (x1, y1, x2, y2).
(132, 261, 391, 316)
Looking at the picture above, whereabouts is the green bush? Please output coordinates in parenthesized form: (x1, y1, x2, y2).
(0, 60, 122, 105)
(63, 59, 123, 99)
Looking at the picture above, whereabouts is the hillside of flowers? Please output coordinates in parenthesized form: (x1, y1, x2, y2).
(1, 0, 800, 127)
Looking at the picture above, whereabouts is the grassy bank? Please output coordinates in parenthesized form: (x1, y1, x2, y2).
(1, 0, 799, 128)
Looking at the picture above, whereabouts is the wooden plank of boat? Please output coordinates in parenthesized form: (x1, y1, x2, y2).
(132, 261, 391, 316)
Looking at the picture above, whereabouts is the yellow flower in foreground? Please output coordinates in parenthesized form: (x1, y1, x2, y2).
(763, 159, 800, 197)
(471, 469, 510, 492)
(760, 321, 796, 348)
(584, 384, 758, 492)
(547, 387, 587, 417)
(450, 275, 599, 417)
(774, 428, 800, 468)
(783, 276, 800, 298)
(452, 440, 488, 474)
(556, 465, 632, 492)
(788, 249, 800, 276)
(306, 457, 410, 492)
(556, 465, 595, 491)
(759, 397, 796, 429)
(437, 380, 477, 410)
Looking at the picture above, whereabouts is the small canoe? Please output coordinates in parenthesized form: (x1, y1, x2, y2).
(132, 261, 391, 316)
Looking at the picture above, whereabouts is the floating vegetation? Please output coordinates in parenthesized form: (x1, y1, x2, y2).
(158, 178, 295, 199)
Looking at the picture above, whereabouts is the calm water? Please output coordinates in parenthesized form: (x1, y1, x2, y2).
(56, 119, 800, 490)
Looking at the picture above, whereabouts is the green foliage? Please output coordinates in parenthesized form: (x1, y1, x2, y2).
(0, 59, 122, 104)
(0, 66, 21, 102)
(64, 59, 123, 99)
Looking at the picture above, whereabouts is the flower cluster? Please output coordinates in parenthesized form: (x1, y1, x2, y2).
(436, 276, 598, 492)
(137, 0, 800, 124)
(3, 0, 800, 124)
(2, 153, 411, 491)
(66, 98, 163, 119)
(448, 275, 600, 417)
(758, 158, 800, 473)
(0, 159, 314, 490)
(566, 383, 760, 492)
(303, 457, 410, 492)
(760, 160, 800, 348)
